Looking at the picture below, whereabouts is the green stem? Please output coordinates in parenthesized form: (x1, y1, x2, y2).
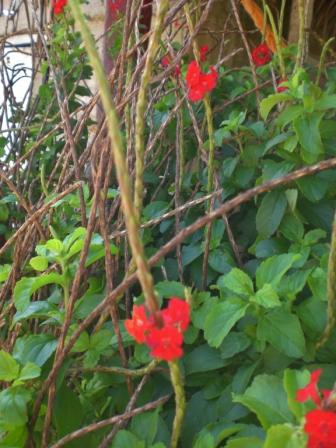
(134, 0, 170, 219)
(316, 38, 335, 86)
(317, 209, 336, 349)
(68, 0, 159, 317)
(265, 5, 286, 79)
(294, 0, 305, 72)
(169, 360, 186, 448)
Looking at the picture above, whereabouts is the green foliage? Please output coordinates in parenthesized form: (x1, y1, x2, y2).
(0, 8, 335, 446)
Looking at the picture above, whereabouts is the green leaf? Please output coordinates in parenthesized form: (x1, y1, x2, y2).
(45, 239, 64, 256)
(0, 265, 11, 283)
(13, 301, 57, 324)
(111, 430, 145, 448)
(217, 268, 254, 296)
(263, 424, 296, 448)
(13, 334, 58, 367)
(0, 387, 31, 426)
(297, 175, 329, 202)
(14, 274, 64, 312)
(225, 437, 263, 448)
(256, 191, 287, 238)
(220, 332, 250, 359)
(0, 204, 9, 222)
(0, 425, 27, 447)
(279, 214, 304, 242)
(293, 112, 324, 164)
(204, 300, 248, 347)
(143, 201, 169, 220)
(257, 309, 306, 358)
(250, 284, 281, 309)
(54, 384, 84, 439)
(0, 351, 20, 381)
(16, 362, 41, 383)
(184, 344, 226, 375)
(233, 374, 293, 430)
(182, 244, 203, 266)
(131, 410, 159, 445)
(90, 329, 112, 351)
(283, 369, 310, 419)
(193, 433, 215, 448)
(155, 281, 185, 298)
(315, 93, 336, 110)
(260, 93, 292, 120)
(256, 253, 301, 289)
(29, 256, 48, 272)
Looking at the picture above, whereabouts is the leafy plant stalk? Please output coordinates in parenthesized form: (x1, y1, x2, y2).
(68, 0, 159, 317)
(134, 0, 170, 219)
(169, 360, 186, 448)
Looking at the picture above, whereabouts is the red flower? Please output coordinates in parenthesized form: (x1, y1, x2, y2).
(161, 55, 181, 77)
(186, 61, 218, 102)
(252, 43, 272, 66)
(304, 409, 336, 448)
(200, 45, 209, 62)
(124, 304, 153, 343)
(162, 298, 190, 332)
(296, 369, 323, 406)
(52, 0, 67, 15)
(146, 325, 183, 361)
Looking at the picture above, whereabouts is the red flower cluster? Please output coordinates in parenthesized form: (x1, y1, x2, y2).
(252, 43, 272, 66)
(161, 55, 181, 77)
(296, 369, 336, 448)
(52, 0, 67, 15)
(185, 60, 218, 102)
(125, 298, 190, 361)
(304, 409, 336, 448)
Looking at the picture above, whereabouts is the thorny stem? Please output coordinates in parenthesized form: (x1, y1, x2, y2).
(68, 0, 159, 317)
(169, 360, 186, 448)
(134, 0, 170, 219)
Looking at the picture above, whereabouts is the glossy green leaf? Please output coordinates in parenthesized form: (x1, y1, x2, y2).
(204, 300, 248, 347)
(0, 351, 20, 382)
(233, 374, 293, 429)
(260, 93, 292, 120)
(0, 387, 30, 427)
(14, 274, 64, 312)
(29, 256, 48, 272)
(256, 253, 301, 289)
(256, 191, 287, 238)
(250, 284, 281, 309)
(217, 268, 254, 296)
(257, 309, 306, 358)
(293, 112, 324, 164)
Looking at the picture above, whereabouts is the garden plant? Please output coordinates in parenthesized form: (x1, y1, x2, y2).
(0, 0, 336, 447)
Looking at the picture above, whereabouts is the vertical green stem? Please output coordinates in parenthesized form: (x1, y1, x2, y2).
(134, 0, 170, 219)
(294, 0, 305, 72)
(317, 209, 336, 349)
(169, 360, 186, 448)
(68, 0, 159, 317)
(265, 6, 286, 79)
(316, 38, 335, 86)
